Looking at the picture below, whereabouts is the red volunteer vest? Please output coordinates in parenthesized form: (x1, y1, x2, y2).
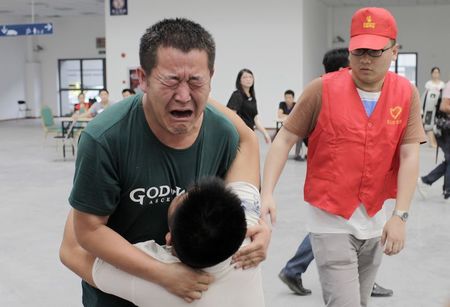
(304, 69, 412, 219)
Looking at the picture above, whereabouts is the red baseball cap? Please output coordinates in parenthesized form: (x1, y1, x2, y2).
(349, 7, 397, 51)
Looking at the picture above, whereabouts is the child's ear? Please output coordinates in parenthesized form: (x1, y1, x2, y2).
(165, 232, 172, 246)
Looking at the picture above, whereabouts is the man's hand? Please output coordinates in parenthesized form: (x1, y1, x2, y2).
(160, 262, 214, 303)
(232, 218, 271, 269)
(381, 216, 406, 256)
(261, 193, 277, 225)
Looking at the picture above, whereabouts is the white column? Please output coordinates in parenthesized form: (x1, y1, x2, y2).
(25, 35, 42, 118)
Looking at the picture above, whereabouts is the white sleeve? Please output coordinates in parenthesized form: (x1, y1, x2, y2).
(92, 241, 183, 307)
(226, 181, 261, 227)
(92, 258, 136, 304)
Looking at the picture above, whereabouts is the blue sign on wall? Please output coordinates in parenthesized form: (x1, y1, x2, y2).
(0, 23, 53, 37)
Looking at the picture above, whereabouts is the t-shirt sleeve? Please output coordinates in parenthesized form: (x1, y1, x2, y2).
(401, 85, 427, 145)
(278, 102, 284, 111)
(283, 78, 323, 138)
(227, 91, 243, 111)
(69, 132, 121, 216)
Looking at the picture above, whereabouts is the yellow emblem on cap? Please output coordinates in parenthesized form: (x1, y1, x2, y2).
(363, 16, 375, 29)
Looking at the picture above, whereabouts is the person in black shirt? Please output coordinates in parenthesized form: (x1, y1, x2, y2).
(278, 90, 305, 161)
(227, 68, 271, 144)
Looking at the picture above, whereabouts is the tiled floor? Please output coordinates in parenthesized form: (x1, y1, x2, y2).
(1, 119, 449, 307)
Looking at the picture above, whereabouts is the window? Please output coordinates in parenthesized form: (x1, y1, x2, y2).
(58, 58, 106, 116)
(389, 52, 417, 87)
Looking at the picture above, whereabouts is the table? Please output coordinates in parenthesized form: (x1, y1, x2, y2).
(275, 119, 283, 134)
(59, 117, 92, 158)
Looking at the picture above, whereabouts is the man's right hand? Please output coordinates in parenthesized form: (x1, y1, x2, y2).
(160, 262, 214, 303)
(261, 193, 277, 225)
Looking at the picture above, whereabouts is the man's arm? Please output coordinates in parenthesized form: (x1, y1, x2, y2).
(261, 79, 321, 224)
(381, 142, 419, 256)
(208, 97, 270, 269)
(70, 209, 212, 302)
(208, 97, 259, 187)
(261, 127, 299, 224)
(59, 210, 96, 287)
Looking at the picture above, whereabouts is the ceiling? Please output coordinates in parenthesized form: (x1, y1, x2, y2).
(0, 0, 450, 19)
(0, 0, 104, 19)
(319, 0, 450, 7)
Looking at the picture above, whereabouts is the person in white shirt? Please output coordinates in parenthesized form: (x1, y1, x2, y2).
(59, 99, 266, 307)
(423, 67, 446, 147)
(424, 67, 446, 92)
(75, 88, 113, 119)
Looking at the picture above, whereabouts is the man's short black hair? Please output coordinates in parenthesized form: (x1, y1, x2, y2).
(170, 177, 246, 269)
(284, 89, 295, 97)
(122, 88, 135, 95)
(139, 18, 216, 75)
(322, 48, 349, 73)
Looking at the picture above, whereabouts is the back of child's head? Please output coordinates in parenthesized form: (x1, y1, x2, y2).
(170, 177, 246, 269)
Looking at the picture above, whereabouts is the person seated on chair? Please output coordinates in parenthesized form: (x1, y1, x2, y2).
(77, 89, 113, 119)
(73, 93, 90, 116)
(59, 112, 265, 306)
(277, 90, 305, 161)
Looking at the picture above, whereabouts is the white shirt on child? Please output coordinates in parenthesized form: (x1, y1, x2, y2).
(92, 182, 265, 307)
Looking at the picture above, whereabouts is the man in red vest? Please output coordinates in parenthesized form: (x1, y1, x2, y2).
(262, 7, 425, 307)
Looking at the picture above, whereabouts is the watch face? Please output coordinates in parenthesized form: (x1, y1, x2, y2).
(402, 212, 409, 220)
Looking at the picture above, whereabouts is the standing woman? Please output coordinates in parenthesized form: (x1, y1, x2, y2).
(227, 69, 271, 144)
(425, 67, 446, 92)
(424, 67, 446, 148)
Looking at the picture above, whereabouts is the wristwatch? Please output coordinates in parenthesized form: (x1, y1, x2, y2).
(392, 210, 409, 222)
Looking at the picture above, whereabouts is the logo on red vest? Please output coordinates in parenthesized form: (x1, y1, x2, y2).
(387, 106, 402, 125)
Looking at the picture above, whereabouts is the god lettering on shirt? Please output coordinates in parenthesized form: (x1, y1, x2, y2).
(129, 185, 185, 205)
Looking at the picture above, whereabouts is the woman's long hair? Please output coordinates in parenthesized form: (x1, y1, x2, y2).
(235, 68, 255, 99)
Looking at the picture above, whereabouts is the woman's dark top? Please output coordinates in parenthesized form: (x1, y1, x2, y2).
(227, 90, 258, 129)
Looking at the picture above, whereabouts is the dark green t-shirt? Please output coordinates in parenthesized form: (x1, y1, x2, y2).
(69, 94, 239, 307)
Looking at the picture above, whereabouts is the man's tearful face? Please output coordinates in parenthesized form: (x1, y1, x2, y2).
(144, 47, 213, 137)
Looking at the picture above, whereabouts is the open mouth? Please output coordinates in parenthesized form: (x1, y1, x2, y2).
(170, 110, 193, 118)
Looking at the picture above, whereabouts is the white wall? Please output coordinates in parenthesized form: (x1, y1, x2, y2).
(36, 16, 105, 116)
(330, 4, 450, 93)
(0, 16, 105, 120)
(105, 0, 303, 128)
(0, 17, 27, 121)
(302, 0, 328, 86)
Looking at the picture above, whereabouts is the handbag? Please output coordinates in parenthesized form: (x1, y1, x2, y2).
(435, 115, 450, 131)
